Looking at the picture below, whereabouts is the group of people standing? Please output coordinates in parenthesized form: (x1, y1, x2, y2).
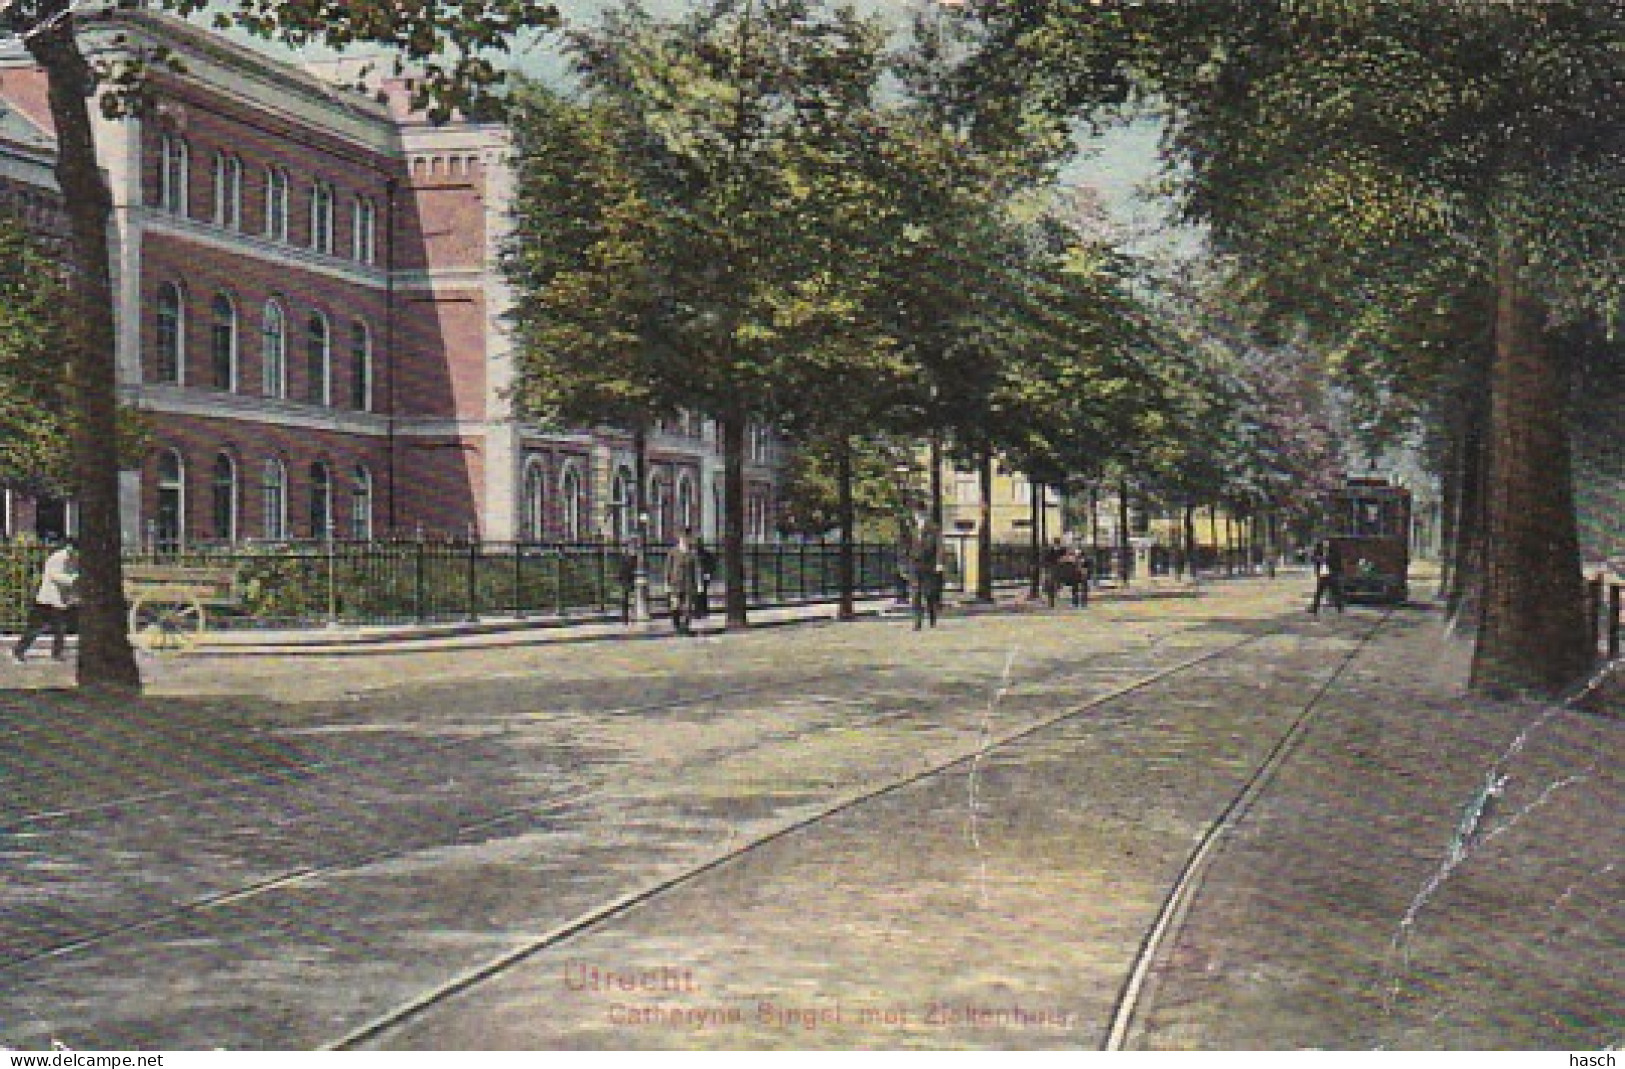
(618, 530, 716, 635)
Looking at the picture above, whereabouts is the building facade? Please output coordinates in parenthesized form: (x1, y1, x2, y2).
(0, 11, 781, 548)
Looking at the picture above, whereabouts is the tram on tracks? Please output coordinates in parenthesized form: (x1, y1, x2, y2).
(1318, 476, 1412, 604)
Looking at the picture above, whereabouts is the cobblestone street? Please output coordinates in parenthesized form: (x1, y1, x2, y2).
(1, 576, 1619, 1050)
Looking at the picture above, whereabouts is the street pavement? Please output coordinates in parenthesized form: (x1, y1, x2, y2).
(0, 573, 1618, 1051)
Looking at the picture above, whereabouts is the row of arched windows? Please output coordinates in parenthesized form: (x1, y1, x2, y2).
(517, 460, 701, 544)
(151, 449, 374, 548)
(157, 135, 379, 264)
(152, 282, 372, 409)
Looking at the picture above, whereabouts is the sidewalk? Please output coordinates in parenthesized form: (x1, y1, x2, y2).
(154, 573, 1225, 656)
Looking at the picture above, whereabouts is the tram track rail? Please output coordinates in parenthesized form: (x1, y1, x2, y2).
(326, 617, 1354, 1051)
(3, 601, 1385, 1051)
(1101, 608, 1395, 1050)
(0, 634, 1189, 975)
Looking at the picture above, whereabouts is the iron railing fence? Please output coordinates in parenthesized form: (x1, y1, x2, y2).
(0, 539, 905, 632)
(941, 537, 1281, 592)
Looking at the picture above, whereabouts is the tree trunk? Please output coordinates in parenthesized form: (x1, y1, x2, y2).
(929, 433, 943, 533)
(976, 445, 993, 601)
(836, 435, 854, 621)
(1437, 416, 1461, 600)
(28, 21, 141, 693)
(1117, 478, 1132, 587)
(1089, 485, 1100, 565)
(1027, 479, 1041, 598)
(721, 413, 749, 628)
(1183, 502, 1197, 579)
(1445, 357, 1490, 633)
(1469, 245, 1590, 696)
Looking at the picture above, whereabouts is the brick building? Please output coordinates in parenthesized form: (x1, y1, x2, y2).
(0, 11, 781, 548)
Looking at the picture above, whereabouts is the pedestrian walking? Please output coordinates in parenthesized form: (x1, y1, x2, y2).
(664, 529, 701, 635)
(694, 538, 716, 619)
(1308, 539, 1346, 615)
(13, 541, 78, 663)
(908, 513, 943, 630)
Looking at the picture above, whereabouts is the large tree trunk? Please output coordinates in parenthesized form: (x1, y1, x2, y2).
(1444, 371, 1489, 633)
(29, 21, 141, 693)
(721, 413, 749, 628)
(1469, 246, 1590, 696)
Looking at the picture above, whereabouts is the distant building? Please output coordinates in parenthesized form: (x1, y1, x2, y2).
(0, 11, 781, 547)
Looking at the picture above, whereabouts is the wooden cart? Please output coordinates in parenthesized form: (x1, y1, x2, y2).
(124, 563, 240, 652)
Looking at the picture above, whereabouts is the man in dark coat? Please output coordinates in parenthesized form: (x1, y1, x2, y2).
(909, 514, 943, 630)
(1309, 539, 1346, 615)
(665, 529, 701, 634)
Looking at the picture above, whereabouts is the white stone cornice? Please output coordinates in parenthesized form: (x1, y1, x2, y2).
(393, 267, 487, 293)
(134, 210, 392, 289)
(124, 385, 393, 436)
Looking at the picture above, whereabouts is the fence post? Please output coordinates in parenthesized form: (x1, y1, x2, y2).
(554, 550, 565, 618)
(414, 539, 427, 624)
(513, 543, 524, 620)
(1610, 583, 1621, 661)
(466, 539, 479, 623)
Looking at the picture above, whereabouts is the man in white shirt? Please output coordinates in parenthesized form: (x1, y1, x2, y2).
(13, 541, 78, 663)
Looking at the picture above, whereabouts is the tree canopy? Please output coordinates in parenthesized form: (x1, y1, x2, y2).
(963, 0, 1625, 694)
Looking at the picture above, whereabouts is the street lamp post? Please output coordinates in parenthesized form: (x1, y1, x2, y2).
(632, 510, 652, 622)
(893, 457, 916, 605)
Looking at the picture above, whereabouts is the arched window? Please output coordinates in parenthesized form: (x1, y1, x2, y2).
(210, 293, 237, 391)
(158, 134, 188, 215)
(306, 312, 331, 406)
(610, 465, 635, 543)
(309, 461, 333, 540)
(264, 166, 289, 241)
(350, 465, 373, 541)
(351, 196, 377, 264)
(521, 457, 547, 542)
(212, 151, 241, 229)
(647, 471, 672, 543)
(211, 453, 237, 543)
(262, 300, 286, 398)
(350, 321, 372, 411)
(676, 473, 697, 536)
(155, 282, 184, 384)
(261, 458, 287, 540)
(309, 180, 335, 254)
(559, 465, 584, 542)
(155, 449, 186, 550)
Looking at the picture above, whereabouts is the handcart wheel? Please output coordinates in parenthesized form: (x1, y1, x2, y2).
(128, 595, 207, 653)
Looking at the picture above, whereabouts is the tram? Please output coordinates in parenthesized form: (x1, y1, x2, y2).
(1318, 476, 1412, 604)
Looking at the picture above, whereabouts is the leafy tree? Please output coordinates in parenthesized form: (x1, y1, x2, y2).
(1, 0, 559, 692)
(966, 0, 1625, 695)
(0, 210, 70, 498)
(513, 0, 898, 627)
